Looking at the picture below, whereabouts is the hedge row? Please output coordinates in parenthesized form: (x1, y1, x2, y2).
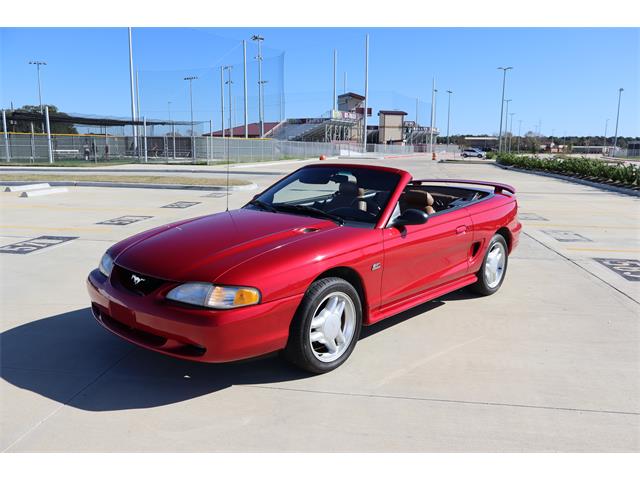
(496, 153, 640, 188)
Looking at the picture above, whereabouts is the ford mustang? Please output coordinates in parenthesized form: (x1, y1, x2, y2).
(87, 163, 521, 373)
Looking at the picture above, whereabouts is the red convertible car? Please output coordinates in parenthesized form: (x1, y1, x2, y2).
(87, 163, 521, 373)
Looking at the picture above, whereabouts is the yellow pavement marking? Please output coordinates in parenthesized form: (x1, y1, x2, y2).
(0, 225, 112, 232)
(565, 247, 640, 253)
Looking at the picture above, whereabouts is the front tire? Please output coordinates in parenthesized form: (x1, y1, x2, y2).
(471, 234, 508, 296)
(284, 277, 362, 374)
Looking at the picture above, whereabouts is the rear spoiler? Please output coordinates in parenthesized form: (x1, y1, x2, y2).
(411, 178, 516, 195)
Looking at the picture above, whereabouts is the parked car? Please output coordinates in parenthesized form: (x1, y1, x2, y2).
(87, 164, 521, 373)
(462, 148, 486, 158)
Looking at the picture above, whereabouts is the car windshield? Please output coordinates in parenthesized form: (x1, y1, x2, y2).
(245, 166, 401, 227)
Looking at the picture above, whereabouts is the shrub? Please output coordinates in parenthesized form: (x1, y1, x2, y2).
(496, 153, 639, 187)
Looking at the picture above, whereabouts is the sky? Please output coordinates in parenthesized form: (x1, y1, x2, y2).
(0, 27, 638, 136)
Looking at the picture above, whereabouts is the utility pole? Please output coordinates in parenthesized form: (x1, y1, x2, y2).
(497, 66, 513, 152)
(613, 88, 624, 154)
(184, 75, 198, 159)
(28, 60, 46, 132)
(243, 40, 249, 138)
(251, 35, 265, 137)
(127, 28, 138, 155)
(446, 90, 453, 146)
(363, 34, 369, 151)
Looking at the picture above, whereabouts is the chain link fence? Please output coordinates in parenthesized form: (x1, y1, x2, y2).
(1, 132, 457, 164)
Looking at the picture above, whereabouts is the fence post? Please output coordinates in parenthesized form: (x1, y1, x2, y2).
(30, 122, 36, 162)
(45, 106, 53, 164)
(1, 109, 10, 162)
(143, 116, 148, 163)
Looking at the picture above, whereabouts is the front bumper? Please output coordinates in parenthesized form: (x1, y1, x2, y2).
(87, 269, 302, 363)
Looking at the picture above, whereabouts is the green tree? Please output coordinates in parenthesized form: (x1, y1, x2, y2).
(11, 105, 78, 134)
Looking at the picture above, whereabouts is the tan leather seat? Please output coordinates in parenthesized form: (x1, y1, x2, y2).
(404, 189, 435, 215)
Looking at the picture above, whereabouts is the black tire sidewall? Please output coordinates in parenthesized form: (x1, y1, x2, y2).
(285, 277, 362, 374)
(474, 234, 509, 295)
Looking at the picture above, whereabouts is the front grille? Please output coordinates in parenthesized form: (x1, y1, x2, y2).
(113, 265, 166, 296)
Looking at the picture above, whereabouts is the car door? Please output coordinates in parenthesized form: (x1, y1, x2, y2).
(379, 206, 473, 308)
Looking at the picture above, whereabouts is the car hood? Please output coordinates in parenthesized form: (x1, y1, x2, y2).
(114, 208, 339, 282)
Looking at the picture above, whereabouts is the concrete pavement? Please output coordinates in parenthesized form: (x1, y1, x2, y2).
(1, 155, 638, 452)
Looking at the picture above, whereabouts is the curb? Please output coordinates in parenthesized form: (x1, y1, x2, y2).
(0, 180, 258, 192)
(0, 167, 281, 176)
(494, 164, 640, 198)
(439, 159, 496, 165)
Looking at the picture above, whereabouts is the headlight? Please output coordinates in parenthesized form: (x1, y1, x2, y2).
(99, 252, 114, 277)
(166, 282, 261, 309)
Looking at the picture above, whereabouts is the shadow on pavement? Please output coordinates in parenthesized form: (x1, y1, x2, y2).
(1, 293, 469, 412)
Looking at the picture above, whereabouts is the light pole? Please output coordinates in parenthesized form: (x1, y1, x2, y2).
(29, 60, 46, 132)
(251, 35, 265, 137)
(184, 75, 198, 159)
(603, 118, 609, 154)
(429, 78, 436, 155)
(517, 119, 522, 153)
(363, 34, 369, 150)
(503, 98, 512, 148)
(497, 66, 513, 152)
(127, 28, 137, 154)
(168, 101, 172, 122)
(224, 66, 234, 138)
(333, 49, 338, 112)
(446, 90, 453, 146)
(508, 112, 515, 152)
(612, 88, 624, 154)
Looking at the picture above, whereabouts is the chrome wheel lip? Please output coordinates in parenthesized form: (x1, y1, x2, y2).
(484, 242, 506, 289)
(309, 291, 356, 363)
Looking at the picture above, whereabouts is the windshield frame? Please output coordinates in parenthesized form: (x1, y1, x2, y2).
(243, 164, 409, 229)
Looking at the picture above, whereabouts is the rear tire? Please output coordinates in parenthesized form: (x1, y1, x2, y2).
(284, 277, 362, 374)
(471, 234, 508, 296)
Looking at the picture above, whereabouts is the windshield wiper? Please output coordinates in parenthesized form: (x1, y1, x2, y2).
(248, 199, 278, 213)
(273, 203, 344, 225)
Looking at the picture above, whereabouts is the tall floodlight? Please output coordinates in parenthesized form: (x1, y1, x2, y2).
(333, 49, 338, 112)
(243, 40, 249, 138)
(429, 78, 436, 154)
(28, 60, 46, 132)
(224, 66, 234, 138)
(446, 90, 453, 146)
(127, 28, 138, 154)
(497, 66, 513, 152)
(603, 118, 609, 153)
(184, 76, 198, 159)
(363, 34, 369, 150)
(251, 35, 265, 137)
(508, 113, 515, 152)
(612, 88, 624, 153)
(504, 99, 512, 150)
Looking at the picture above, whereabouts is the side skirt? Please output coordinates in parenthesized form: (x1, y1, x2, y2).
(366, 273, 478, 325)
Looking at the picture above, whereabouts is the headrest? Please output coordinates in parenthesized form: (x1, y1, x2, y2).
(405, 189, 434, 207)
(338, 182, 358, 196)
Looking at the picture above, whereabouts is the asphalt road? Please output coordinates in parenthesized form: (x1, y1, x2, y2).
(1, 155, 638, 452)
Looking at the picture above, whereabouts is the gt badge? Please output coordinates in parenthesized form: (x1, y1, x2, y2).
(372, 262, 381, 271)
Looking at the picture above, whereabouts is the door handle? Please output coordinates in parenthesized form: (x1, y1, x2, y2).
(455, 225, 467, 235)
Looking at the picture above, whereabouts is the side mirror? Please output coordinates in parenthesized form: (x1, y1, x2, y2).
(393, 208, 429, 227)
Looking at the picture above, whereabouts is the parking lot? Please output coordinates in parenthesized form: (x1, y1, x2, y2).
(1, 155, 638, 452)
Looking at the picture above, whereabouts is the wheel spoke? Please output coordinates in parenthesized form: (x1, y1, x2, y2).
(310, 330, 325, 343)
(333, 299, 346, 317)
(335, 330, 346, 346)
(324, 337, 338, 354)
(311, 312, 326, 329)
